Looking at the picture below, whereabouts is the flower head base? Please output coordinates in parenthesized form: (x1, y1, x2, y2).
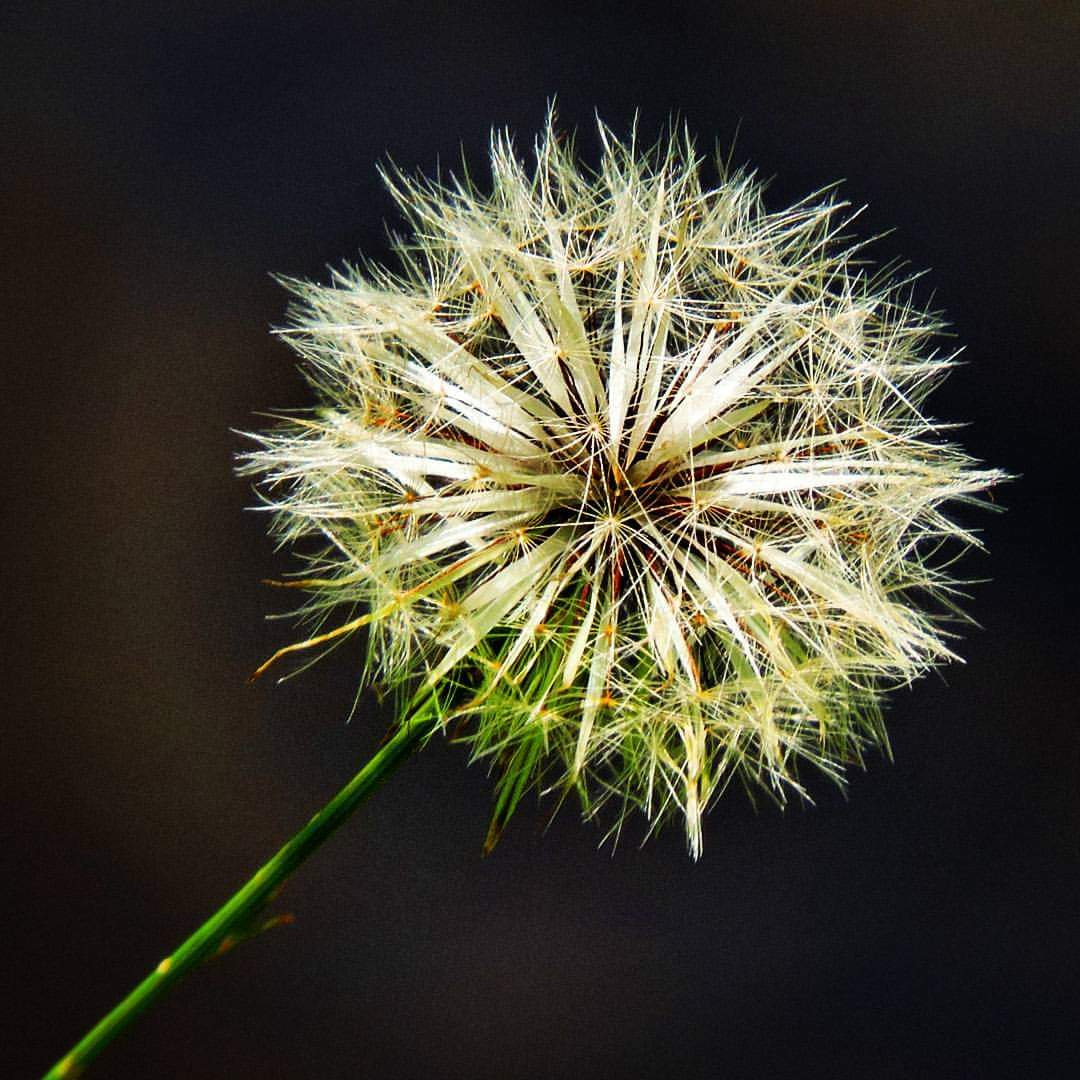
(245, 115, 1004, 856)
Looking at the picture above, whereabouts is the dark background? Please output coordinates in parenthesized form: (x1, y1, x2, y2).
(5, 3, 1079, 1077)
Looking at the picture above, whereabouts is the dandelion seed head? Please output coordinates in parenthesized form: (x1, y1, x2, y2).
(244, 112, 1005, 857)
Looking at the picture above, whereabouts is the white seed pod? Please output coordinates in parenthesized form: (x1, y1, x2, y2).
(244, 114, 1005, 857)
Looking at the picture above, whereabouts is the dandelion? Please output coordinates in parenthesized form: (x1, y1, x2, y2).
(244, 113, 1004, 858)
(45, 113, 1008, 1079)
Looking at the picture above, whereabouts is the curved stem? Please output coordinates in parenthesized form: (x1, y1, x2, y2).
(43, 708, 440, 1079)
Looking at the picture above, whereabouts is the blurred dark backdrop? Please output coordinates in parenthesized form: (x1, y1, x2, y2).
(4, 3, 1078, 1077)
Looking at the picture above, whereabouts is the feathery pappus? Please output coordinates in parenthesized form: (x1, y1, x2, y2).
(243, 114, 1005, 857)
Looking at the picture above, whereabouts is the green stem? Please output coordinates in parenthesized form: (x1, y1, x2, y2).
(43, 708, 440, 1079)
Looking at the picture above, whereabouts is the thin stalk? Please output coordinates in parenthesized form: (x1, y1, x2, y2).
(43, 707, 440, 1079)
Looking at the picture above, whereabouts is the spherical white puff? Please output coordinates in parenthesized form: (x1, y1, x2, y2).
(244, 113, 1005, 856)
